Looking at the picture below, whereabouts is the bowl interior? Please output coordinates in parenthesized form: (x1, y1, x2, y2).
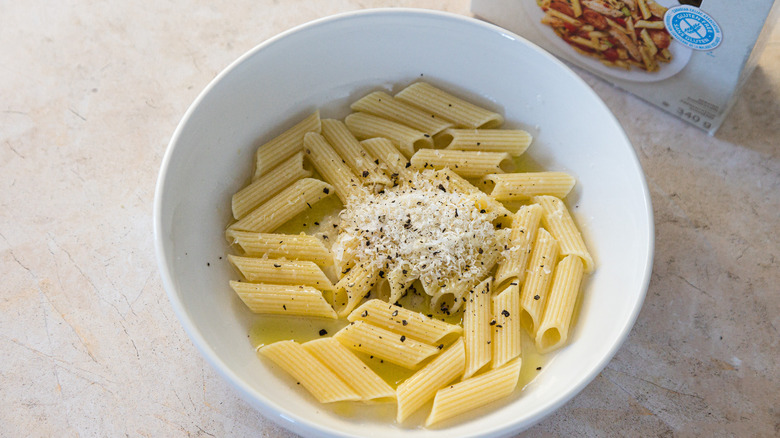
(155, 9, 653, 438)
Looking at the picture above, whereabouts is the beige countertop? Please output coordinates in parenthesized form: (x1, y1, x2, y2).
(1, 1, 778, 436)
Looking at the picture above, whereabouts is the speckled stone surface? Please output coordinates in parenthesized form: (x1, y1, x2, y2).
(1, 1, 778, 436)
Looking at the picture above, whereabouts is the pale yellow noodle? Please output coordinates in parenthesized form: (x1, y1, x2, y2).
(228, 178, 334, 233)
(230, 281, 336, 318)
(225, 230, 332, 266)
(519, 228, 560, 337)
(253, 111, 320, 179)
(259, 340, 359, 402)
(395, 82, 504, 129)
(535, 255, 584, 353)
(396, 338, 465, 422)
(351, 90, 453, 136)
(302, 338, 395, 401)
(333, 321, 440, 369)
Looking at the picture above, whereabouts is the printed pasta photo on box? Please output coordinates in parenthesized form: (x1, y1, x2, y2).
(472, 0, 780, 133)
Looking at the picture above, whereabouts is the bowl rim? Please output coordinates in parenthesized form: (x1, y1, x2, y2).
(153, 7, 654, 438)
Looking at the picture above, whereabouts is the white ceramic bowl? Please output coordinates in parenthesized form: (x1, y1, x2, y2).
(154, 9, 653, 438)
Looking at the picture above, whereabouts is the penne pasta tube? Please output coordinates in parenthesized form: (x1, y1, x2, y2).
(463, 278, 492, 379)
(533, 195, 594, 272)
(439, 129, 532, 157)
(640, 29, 658, 57)
(481, 172, 576, 201)
(432, 277, 476, 314)
(331, 235, 360, 276)
(253, 111, 321, 179)
(638, 0, 652, 20)
(519, 228, 560, 337)
(259, 340, 360, 402)
(233, 151, 312, 219)
(626, 17, 638, 43)
(535, 255, 584, 353)
(303, 132, 363, 203)
(225, 230, 332, 266)
(302, 338, 395, 401)
(333, 263, 380, 317)
(360, 138, 411, 179)
(351, 90, 453, 136)
(385, 262, 416, 304)
(230, 281, 337, 319)
(348, 299, 462, 344)
(491, 281, 522, 369)
(605, 17, 629, 34)
(320, 119, 392, 186)
(396, 338, 465, 423)
(635, 20, 665, 29)
(571, 35, 611, 52)
(228, 178, 334, 233)
(395, 82, 504, 129)
(228, 255, 334, 290)
(345, 112, 433, 158)
(647, 0, 668, 18)
(547, 9, 582, 26)
(494, 204, 543, 287)
(426, 359, 522, 426)
(571, 0, 582, 17)
(334, 321, 440, 369)
(433, 168, 513, 226)
(410, 149, 514, 179)
(360, 137, 411, 179)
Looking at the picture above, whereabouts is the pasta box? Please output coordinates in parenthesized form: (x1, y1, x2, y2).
(471, 0, 779, 134)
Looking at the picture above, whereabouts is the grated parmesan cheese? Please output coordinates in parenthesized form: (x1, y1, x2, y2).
(334, 170, 501, 297)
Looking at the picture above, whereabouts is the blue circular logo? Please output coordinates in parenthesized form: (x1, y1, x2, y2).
(664, 6, 722, 51)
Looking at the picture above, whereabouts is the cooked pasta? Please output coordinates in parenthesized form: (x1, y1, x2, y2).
(494, 203, 543, 287)
(351, 90, 453, 136)
(491, 281, 521, 369)
(348, 299, 462, 344)
(481, 172, 576, 201)
(225, 82, 596, 427)
(333, 321, 440, 369)
(230, 281, 337, 318)
(533, 195, 594, 272)
(396, 338, 465, 422)
(333, 263, 380, 317)
(463, 278, 492, 379)
(410, 149, 514, 179)
(320, 119, 391, 186)
(345, 112, 433, 158)
(537, 0, 673, 72)
(302, 338, 395, 401)
(225, 230, 332, 266)
(536, 255, 585, 353)
(519, 228, 560, 337)
(227, 178, 334, 233)
(395, 82, 504, 129)
(233, 151, 312, 219)
(253, 111, 321, 179)
(360, 137, 411, 178)
(303, 132, 363, 203)
(259, 340, 360, 402)
(434, 168, 513, 226)
(440, 128, 532, 157)
(228, 255, 334, 290)
(426, 359, 522, 426)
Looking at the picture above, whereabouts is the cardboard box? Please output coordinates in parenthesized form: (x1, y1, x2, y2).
(472, 0, 779, 134)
